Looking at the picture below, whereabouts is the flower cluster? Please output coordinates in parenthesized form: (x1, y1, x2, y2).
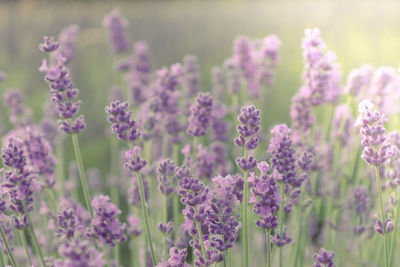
(187, 92, 214, 137)
(356, 99, 392, 166)
(313, 248, 336, 267)
(102, 9, 129, 54)
(39, 37, 86, 134)
(90, 195, 127, 246)
(105, 100, 141, 142)
(249, 162, 281, 230)
(157, 159, 176, 196)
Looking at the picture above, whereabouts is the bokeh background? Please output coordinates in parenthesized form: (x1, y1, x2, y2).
(0, 0, 399, 177)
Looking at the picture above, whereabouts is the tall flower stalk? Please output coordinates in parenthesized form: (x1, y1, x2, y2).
(356, 99, 393, 267)
(234, 105, 261, 267)
(39, 36, 92, 218)
(105, 100, 157, 264)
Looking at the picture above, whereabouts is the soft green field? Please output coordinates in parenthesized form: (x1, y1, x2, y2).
(0, 0, 399, 189)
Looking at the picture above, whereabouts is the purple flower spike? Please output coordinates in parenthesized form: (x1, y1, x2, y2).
(124, 147, 147, 172)
(105, 100, 141, 142)
(356, 99, 393, 166)
(91, 195, 127, 246)
(57, 208, 77, 240)
(234, 105, 261, 152)
(187, 92, 214, 137)
(157, 159, 176, 196)
(56, 239, 105, 267)
(39, 36, 59, 52)
(102, 9, 130, 54)
(313, 248, 336, 267)
(271, 227, 292, 247)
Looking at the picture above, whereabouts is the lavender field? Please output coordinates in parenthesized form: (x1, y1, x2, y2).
(1, 1, 400, 266)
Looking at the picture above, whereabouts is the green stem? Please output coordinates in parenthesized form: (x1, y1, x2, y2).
(19, 230, 32, 266)
(163, 195, 168, 263)
(71, 134, 93, 218)
(389, 192, 400, 267)
(293, 209, 303, 267)
(173, 194, 180, 240)
(130, 237, 140, 267)
(375, 167, 388, 267)
(136, 170, 157, 265)
(195, 222, 207, 263)
(114, 244, 120, 267)
(242, 148, 249, 267)
(23, 202, 46, 266)
(278, 183, 285, 267)
(0, 251, 5, 267)
(55, 139, 65, 195)
(266, 230, 271, 267)
(0, 224, 17, 267)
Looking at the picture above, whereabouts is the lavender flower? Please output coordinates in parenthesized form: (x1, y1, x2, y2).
(105, 100, 140, 142)
(1, 137, 37, 229)
(156, 247, 190, 267)
(56, 24, 79, 65)
(313, 248, 336, 267)
(356, 99, 392, 166)
(187, 92, 214, 137)
(331, 104, 354, 147)
(91, 195, 126, 246)
(157, 159, 176, 196)
(39, 40, 86, 134)
(182, 55, 200, 98)
(102, 9, 129, 54)
(39, 36, 59, 52)
(55, 239, 105, 267)
(125, 146, 147, 172)
(3, 90, 32, 126)
(248, 163, 281, 230)
(57, 208, 77, 240)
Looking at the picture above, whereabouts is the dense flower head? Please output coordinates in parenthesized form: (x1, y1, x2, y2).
(55, 239, 105, 267)
(105, 100, 141, 142)
(102, 9, 129, 54)
(9, 126, 57, 187)
(300, 28, 341, 106)
(39, 41, 86, 134)
(234, 105, 261, 151)
(39, 36, 59, 52)
(187, 92, 214, 137)
(91, 195, 126, 246)
(56, 24, 79, 65)
(57, 207, 77, 240)
(157, 159, 176, 196)
(356, 99, 392, 166)
(353, 186, 370, 215)
(1, 136, 37, 229)
(313, 248, 336, 267)
(156, 247, 190, 267)
(3, 89, 32, 126)
(127, 215, 142, 237)
(268, 124, 297, 185)
(203, 175, 241, 252)
(125, 146, 147, 172)
(248, 163, 281, 230)
(176, 166, 209, 208)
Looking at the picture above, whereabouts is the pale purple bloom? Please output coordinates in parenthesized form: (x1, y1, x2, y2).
(105, 100, 140, 142)
(91, 195, 127, 246)
(102, 9, 129, 54)
(313, 248, 336, 267)
(3, 90, 32, 126)
(356, 100, 392, 166)
(55, 239, 105, 267)
(56, 24, 79, 65)
(39, 36, 59, 52)
(157, 159, 176, 196)
(187, 92, 214, 137)
(125, 146, 147, 172)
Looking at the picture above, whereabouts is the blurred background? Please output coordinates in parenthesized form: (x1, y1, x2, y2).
(0, 0, 399, 173)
